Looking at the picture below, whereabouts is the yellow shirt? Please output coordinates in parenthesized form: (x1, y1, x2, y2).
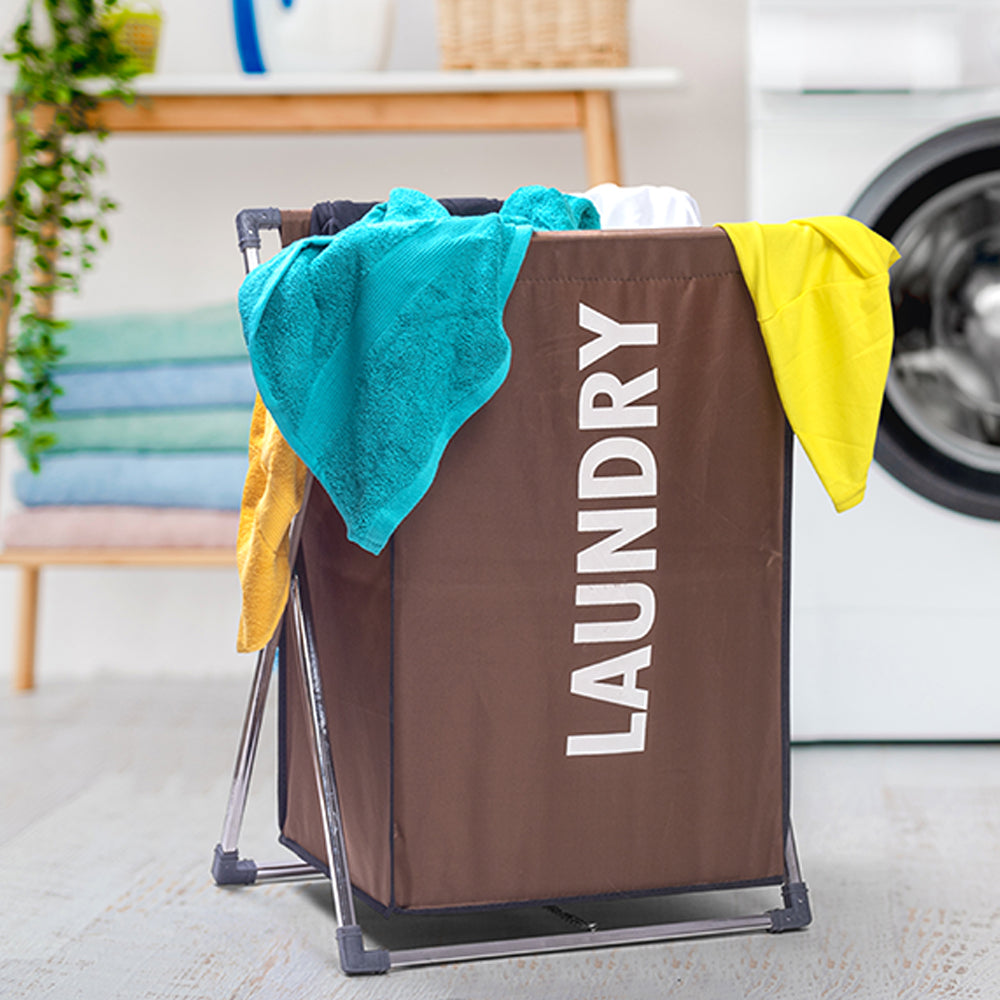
(717, 217, 900, 512)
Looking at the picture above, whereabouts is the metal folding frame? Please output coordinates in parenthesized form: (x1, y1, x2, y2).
(210, 209, 812, 975)
(212, 545, 811, 975)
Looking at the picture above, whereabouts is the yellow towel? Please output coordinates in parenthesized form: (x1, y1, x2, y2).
(236, 395, 307, 653)
(717, 217, 900, 512)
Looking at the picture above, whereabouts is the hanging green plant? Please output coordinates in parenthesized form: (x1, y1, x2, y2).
(1, 0, 143, 471)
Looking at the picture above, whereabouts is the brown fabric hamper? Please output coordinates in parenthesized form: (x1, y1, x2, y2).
(276, 227, 791, 913)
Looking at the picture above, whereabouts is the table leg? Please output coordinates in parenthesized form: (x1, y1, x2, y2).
(13, 563, 39, 692)
(580, 90, 621, 187)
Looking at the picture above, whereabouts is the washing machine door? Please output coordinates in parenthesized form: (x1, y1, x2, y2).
(851, 117, 1000, 518)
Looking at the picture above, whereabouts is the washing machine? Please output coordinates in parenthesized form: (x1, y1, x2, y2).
(750, 0, 1000, 739)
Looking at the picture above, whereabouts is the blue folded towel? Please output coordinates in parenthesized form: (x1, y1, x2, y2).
(14, 453, 248, 510)
(239, 186, 598, 554)
(54, 361, 258, 415)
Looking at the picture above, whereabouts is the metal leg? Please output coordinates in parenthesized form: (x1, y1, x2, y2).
(288, 571, 390, 975)
(220, 637, 276, 852)
(389, 831, 811, 969)
(211, 635, 277, 885)
(211, 625, 323, 886)
(390, 912, 774, 970)
(768, 824, 812, 932)
(213, 528, 810, 970)
(786, 824, 805, 884)
(212, 476, 323, 887)
(281, 571, 810, 972)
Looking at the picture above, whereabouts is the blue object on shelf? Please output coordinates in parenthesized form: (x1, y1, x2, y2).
(232, 0, 394, 75)
(233, 0, 266, 73)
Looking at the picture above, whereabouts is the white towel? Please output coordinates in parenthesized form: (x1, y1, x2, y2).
(582, 183, 702, 229)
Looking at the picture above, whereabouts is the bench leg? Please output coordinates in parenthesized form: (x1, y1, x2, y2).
(13, 565, 39, 692)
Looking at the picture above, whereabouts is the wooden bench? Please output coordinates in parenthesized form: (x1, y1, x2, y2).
(0, 547, 235, 691)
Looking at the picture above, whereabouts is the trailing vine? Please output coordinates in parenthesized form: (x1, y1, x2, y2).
(1, 0, 141, 470)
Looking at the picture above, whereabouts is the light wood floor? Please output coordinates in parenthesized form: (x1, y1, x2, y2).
(2, 678, 998, 999)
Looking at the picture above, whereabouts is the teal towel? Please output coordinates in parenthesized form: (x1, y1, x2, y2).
(239, 186, 597, 554)
(501, 185, 599, 231)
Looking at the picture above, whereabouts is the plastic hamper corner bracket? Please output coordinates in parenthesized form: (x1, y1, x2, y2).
(337, 926, 391, 976)
(768, 880, 812, 932)
(235, 207, 282, 251)
(211, 844, 258, 886)
(235, 207, 283, 273)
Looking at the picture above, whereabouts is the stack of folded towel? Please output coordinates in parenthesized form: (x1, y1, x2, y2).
(3, 304, 254, 549)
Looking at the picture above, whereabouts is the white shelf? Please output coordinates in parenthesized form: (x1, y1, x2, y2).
(2, 67, 682, 97)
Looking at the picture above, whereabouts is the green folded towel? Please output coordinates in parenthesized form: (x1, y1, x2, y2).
(40, 407, 253, 454)
(57, 303, 247, 371)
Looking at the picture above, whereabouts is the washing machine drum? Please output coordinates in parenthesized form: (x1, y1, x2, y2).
(851, 117, 1000, 518)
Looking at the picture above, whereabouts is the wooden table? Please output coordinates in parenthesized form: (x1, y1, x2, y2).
(83, 68, 680, 183)
(0, 67, 682, 691)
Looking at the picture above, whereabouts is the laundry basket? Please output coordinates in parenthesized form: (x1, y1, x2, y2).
(212, 207, 812, 974)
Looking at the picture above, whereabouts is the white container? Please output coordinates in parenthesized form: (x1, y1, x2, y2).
(241, 0, 395, 73)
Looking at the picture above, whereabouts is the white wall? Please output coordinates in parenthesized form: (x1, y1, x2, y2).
(0, 0, 748, 685)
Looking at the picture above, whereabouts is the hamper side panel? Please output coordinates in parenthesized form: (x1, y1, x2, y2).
(390, 229, 788, 909)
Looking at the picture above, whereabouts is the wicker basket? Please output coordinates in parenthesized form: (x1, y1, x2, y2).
(437, 0, 629, 70)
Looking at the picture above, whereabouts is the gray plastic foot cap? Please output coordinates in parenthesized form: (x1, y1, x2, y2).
(768, 881, 812, 932)
(212, 844, 258, 886)
(336, 925, 390, 975)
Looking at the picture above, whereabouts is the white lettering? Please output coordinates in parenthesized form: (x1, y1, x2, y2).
(578, 437, 657, 500)
(574, 583, 656, 644)
(566, 712, 647, 756)
(579, 368, 659, 430)
(578, 303, 658, 371)
(568, 303, 659, 758)
(577, 509, 657, 574)
(570, 645, 651, 710)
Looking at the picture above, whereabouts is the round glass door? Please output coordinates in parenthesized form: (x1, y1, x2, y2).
(851, 118, 1000, 517)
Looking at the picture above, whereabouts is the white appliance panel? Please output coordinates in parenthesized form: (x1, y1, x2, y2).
(750, 1, 1000, 739)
